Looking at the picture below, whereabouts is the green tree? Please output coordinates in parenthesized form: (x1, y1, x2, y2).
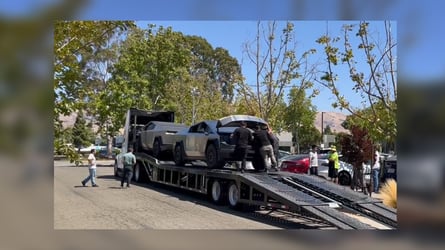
(240, 21, 318, 128)
(107, 25, 239, 127)
(54, 20, 134, 160)
(284, 87, 319, 153)
(185, 36, 242, 103)
(324, 125, 333, 135)
(71, 112, 95, 150)
(316, 21, 396, 147)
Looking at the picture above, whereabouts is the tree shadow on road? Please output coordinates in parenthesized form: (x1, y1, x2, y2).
(98, 174, 334, 229)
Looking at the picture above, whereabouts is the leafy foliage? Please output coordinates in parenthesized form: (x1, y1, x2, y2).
(316, 21, 396, 147)
(54, 21, 135, 160)
(54, 21, 244, 163)
(338, 117, 373, 166)
(284, 87, 319, 153)
(241, 21, 318, 130)
(71, 112, 95, 149)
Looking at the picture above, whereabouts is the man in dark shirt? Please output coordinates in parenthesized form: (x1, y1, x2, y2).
(254, 124, 278, 171)
(231, 121, 252, 172)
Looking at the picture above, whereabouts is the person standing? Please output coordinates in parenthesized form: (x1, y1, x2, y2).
(372, 150, 381, 193)
(350, 145, 364, 192)
(268, 126, 280, 165)
(121, 147, 136, 188)
(231, 121, 252, 172)
(81, 149, 99, 187)
(328, 146, 339, 183)
(253, 124, 278, 172)
(309, 145, 318, 175)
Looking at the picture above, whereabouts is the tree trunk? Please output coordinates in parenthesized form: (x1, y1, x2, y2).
(107, 135, 113, 158)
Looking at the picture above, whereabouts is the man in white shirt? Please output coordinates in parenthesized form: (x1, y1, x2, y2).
(372, 150, 381, 193)
(81, 149, 99, 187)
(309, 145, 318, 175)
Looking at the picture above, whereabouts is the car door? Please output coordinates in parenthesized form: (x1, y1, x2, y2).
(184, 123, 203, 157)
(194, 123, 212, 157)
(140, 122, 156, 150)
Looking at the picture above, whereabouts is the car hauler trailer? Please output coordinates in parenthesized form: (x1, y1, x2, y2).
(115, 108, 397, 229)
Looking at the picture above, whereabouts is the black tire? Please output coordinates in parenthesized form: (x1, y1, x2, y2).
(205, 143, 222, 168)
(338, 171, 351, 186)
(174, 143, 185, 166)
(208, 179, 227, 205)
(133, 163, 141, 182)
(228, 182, 240, 208)
(133, 162, 146, 183)
(152, 138, 161, 158)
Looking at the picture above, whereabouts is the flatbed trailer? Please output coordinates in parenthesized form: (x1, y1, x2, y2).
(115, 152, 389, 229)
(114, 108, 397, 229)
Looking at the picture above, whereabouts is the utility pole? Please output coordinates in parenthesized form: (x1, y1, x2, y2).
(321, 111, 324, 147)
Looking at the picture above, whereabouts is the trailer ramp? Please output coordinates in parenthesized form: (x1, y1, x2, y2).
(278, 172, 397, 228)
(238, 173, 374, 229)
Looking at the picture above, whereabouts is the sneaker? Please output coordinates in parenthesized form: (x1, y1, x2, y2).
(127, 185, 130, 188)
(81, 181, 85, 187)
(92, 184, 99, 187)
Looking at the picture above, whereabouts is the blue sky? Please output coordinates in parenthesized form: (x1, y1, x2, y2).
(2, 0, 442, 110)
(137, 20, 396, 113)
(1, 1, 443, 86)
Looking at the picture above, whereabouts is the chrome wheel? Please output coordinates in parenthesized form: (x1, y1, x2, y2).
(228, 182, 239, 208)
(211, 180, 222, 203)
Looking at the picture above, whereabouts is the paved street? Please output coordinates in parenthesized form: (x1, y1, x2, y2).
(54, 160, 333, 229)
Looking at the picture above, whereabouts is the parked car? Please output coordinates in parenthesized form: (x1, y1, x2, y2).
(279, 154, 310, 173)
(172, 115, 268, 168)
(317, 154, 354, 186)
(278, 150, 291, 159)
(138, 121, 188, 158)
(79, 144, 106, 154)
(279, 153, 354, 186)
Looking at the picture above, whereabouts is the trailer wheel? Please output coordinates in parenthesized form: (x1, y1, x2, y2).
(209, 179, 226, 204)
(134, 162, 146, 183)
(152, 138, 162, 158)
(228, 182, 240, 208)
(134, 163, 140, 182)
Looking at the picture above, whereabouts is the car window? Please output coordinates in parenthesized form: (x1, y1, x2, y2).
(144, 123, 156, 130)
(189, 123, 200, 133)
(195, 123, 211, 133)
(283, 154, 308, 161)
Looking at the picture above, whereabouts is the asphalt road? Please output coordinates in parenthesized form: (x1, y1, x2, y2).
(54, 160, 336, 230)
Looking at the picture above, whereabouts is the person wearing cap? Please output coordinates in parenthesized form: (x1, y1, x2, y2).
(328, 145, 340, 183)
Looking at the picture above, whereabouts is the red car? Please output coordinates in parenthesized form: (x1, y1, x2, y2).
(279, 154, 310, 174)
